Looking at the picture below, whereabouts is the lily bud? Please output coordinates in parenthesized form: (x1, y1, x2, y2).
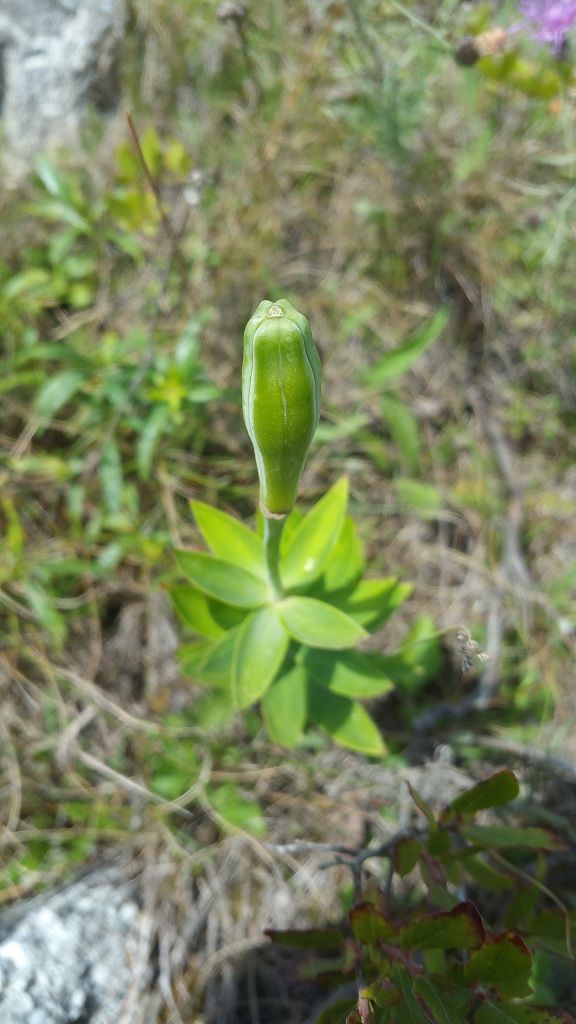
(242, 298, 321, 518)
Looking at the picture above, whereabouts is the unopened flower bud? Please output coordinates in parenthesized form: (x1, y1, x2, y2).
(242, 299, 321, 518)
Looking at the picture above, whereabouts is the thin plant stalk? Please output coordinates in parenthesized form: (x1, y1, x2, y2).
(263, 516, 285, 601)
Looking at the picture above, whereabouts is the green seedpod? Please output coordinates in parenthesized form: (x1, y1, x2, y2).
(242, 299, 321, 517)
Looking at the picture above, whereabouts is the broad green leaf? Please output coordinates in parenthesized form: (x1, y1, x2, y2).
(330, 577, 412, 629)
(367, 308, 448, 386)
(192, 500, 266, 578)
(447, 769, 520, 820)
(426, 830, 451, 857)
(168, 586, 245, 638)
(178, 628, 238, 686)
(277, 596, 367, 649)
(307, 683, 385, 756)
(282, 477, 348, 589)
(209, 782, 266, 836)
(264, 926, 342, 950)
(399, 901, 485, 950)
(302, 648, 395, 698)
(262, 663, 308, 748)
(349, 902, 396, 944)
(503, 886, 540, 930)
(33, 369, 84, 419)
(173, 550, 269, 608)
(382, 393, 421, 474)
(393, 837, 421, 878)
(464, 931, 533, 998)
(231, 606, 289, 708)
(395, 478, 443, 519)
(461, 824, 566, 852)
(475, 1002, 576, 1024)
(319, 516, 364, 592)
(412, 977, 468, 1024)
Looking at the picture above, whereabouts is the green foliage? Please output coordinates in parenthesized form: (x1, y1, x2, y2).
(0, 132, 222, 644)
(266, 770, 576, 1023)
(170, 476, 437, 755)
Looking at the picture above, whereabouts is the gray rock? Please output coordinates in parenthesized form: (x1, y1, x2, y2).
(0, 0, 126, 180)
(0, 867, 152, 1024)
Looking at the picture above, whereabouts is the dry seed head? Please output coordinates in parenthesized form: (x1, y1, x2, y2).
(455, 627, 490, 675)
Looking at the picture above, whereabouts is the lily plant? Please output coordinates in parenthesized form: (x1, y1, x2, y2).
(169, 299, 439, 754)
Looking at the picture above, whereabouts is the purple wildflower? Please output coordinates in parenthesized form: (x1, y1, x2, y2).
(517, 0, 576, 52)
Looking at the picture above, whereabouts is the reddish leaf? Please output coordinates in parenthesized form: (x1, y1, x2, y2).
(400, 900, 485, 950)
(349, 901, 397, 944)
(475, 1002, 576, 1024)
(393, 836, 421, 877)
(464, 931, 533, 998)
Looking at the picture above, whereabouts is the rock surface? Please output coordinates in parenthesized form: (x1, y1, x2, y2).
(0, 0, 126, 179)
(0, 868, 152, 1024)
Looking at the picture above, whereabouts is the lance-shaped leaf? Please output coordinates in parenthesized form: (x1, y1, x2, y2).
(178, 629, 238, 687)
(231, 606, 289, 708)
(174, 550, 269, 608)
(461, 824, 567, 851)
(366, 308, 448, 386)
(459, 852, 515, 893)
(262, 662, 308, 748)
(392, 965, 436, 1024)
(308, 682, 385, 756)
(302, 648, 395, 698)
(282, 476, 348, 589)
(168, 586, 246, 638)
(464, 931, 533, 998)
(399, 900, 485, 950)
(191, 500, 266, 579)
(413, 977, 468, 1024)
(318, 515, 364, 593)
(277, 596, 367, 649)
(326, 577, 411, 630)
(443, 769, 519, 823)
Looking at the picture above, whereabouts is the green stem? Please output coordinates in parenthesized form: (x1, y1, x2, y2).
(263, 516, 285, 601)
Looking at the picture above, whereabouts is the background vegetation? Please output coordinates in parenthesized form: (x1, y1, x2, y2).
(0, 0, 575, 1020)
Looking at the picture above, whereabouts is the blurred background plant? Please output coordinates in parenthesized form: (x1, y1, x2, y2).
(0, 0, 575, 1019)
